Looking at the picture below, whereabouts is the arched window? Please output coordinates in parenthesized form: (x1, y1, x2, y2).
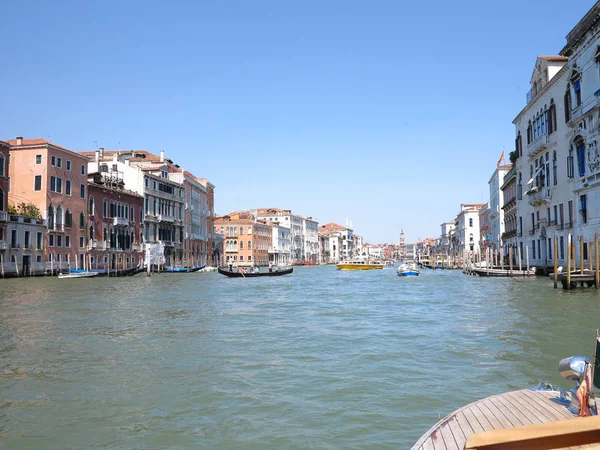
(89, 224, 94, 240)
(65, 209, 72, 228)
(469, 218, 473, 227)
(47, 205, 55, 229)
(575, 136, 586, 177)
(79, 211, 85, 229)
(0, 153, 5, 178)
(103, 226, 108, 242)
(89, 196, 95, 215)
(103, 199, 108, 218)
(56, 205, 64, 227)
(240, 241, 244, 250)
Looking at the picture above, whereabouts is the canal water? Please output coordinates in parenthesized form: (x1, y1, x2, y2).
(1, 266, 600, 449)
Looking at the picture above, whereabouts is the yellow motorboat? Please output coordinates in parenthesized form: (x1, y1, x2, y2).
(336, 260, 384, 270)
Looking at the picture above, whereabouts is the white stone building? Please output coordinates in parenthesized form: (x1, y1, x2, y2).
(269, 221, 291, 265)
(488, 164, 512, 252)
(454, 204, 486, 260)
(84, 149, 185, 266)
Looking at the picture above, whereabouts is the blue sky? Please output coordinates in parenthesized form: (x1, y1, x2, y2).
(0, 0, 593, 243)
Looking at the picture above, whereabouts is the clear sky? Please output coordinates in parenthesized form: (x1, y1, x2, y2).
(0, 0, 594, 243)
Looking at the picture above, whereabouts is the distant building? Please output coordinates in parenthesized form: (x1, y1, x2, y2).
(478, 203, 490, 252)
(319, 222, 353, 261)
(488, 164, 512, 252)
(454, 204, 486, 259)
(214, 212, 271, 267)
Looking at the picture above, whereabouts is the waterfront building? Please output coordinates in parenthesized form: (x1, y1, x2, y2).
(352, 234, 364, 257)
(439, 221, 455, 255)
(86, 171, 144, 270)
(8, 137, 90, 269)
(478, 203, 490, 252)
(197, 178, 216, 266)
(453, 204, 486, 260)
(318, 232, 330, 264)
(0, 140, 9, 265)
(82, 149, 186, 266)
(558, 4, 600, 263)
(302, 216, 319, 264)
(170, 170, 210, 266)
(513, 54, 569, 269)
(214, 212, 271, 267)
(363, 244, 383, 259)
(488, 163, 512, 252)
(500, 166, 518, 262)
(252, 208, 320, 264)
(269, 220, 291, 265)
(319, 222, 354, 261)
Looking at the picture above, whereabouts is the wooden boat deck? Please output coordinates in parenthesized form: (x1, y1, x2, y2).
(410, 389, 593, 450)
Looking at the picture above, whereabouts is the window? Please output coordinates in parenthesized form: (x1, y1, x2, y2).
(66, 180, 71, 196)
(580, 194, 588, 224)
(51, 155, 56, 166)
(49, 234, 55, 247)
(80, 211, 85, 229)
(568, 200, 573, 227)
(576, 140, 586, 177)
(34, 175, 42, 191)
(567, 148, 574, 178)
(81, 165, 86, 175)
(248, 255, 252, 261)
(89, 196, 95, 215)
(35, 154, 42, 164)
(240, 255, 244, 261)
(80, 236, 84, 248)
(248, 240, 252, 250)
(56, 177, 62, 194)
(80, 184, 85, 199)
(103, 199, 108, 218)
(57, 235, 62, 247)
(24, 231, 30, 248)
(65, 210, 72, 228)
(50, 176, 56, 192)
(145, 178, 149, 188)
(240, 241, 244, 250)
(532, 240, 536, 259)
(240, 227, 244, 235)
(548, 238, 552, 260)
(66, 160, 71, 171)
(66, 236, 70, 247)
(564, 88, 572, 122)
(57, 157, 62, 168)
(36, 232, 42, 250)
(469, 218, 473, 227)
(559, 203, 564, 227)
(560, 236, 564, 259)
(552, 151, 557, 185)
(0, 154, 4, 178)
(574, 78, 582, 106)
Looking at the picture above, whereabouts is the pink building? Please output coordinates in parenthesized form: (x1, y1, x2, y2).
(0, 140, 10, 262)
(8, 137, 90, 269)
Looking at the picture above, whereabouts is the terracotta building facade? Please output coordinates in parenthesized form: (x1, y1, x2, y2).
(8, 138, 90, 269)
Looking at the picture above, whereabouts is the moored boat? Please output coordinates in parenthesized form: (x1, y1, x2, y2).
(58, 269, 98, 279)
(336, 260, 383, 270)
(218, 267, 293, 278)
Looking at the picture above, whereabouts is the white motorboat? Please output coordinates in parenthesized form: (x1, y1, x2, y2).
(58, 270, 98, 279)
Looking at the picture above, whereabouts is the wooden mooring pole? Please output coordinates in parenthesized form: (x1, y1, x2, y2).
(567, 234, 572, 290)
(554, 235, 558, 289)
(580, 236, 585, 275)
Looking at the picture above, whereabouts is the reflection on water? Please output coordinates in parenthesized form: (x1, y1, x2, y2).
(1, 267, 599, 448)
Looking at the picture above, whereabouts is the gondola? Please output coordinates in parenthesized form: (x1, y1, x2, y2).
(218, 267, 293, 278)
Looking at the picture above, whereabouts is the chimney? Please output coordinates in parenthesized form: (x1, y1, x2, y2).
(112, 152, 118, 162)
(99, 147, 104, 158)
(16, 136, 23, 145)
(160, 150, 165, 162)
(95, 150, 99, 162)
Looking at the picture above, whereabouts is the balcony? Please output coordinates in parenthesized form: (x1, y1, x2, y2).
(0, 211, 7, 222)
(548, 219, 557, 227)
(527, 134, 551, 159)
(48, 224, 65, 232)
(526, 186, 552, 207)
(87, 240, 107, 250)
(0, 240, 7, 250)
(565, 221, 573, 229)
(131, 243, 142, 251)
(113, 217, 128, 227)
(144, 214, 159, 223)
(157, 214, 174, 223)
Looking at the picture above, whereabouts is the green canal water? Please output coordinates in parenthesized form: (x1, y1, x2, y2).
(1, 266, 600, 448)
